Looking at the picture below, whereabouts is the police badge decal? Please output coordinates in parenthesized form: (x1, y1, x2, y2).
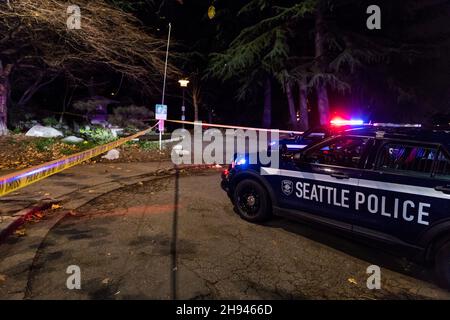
(281, 180, 294, 196)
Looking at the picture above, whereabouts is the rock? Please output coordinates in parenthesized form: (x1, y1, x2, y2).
(62, 136, 84, 144)
(110, 127, 124, 138)
(25, 125, 63, 138)
(102, 149, 120, 160)
(90, 119, 109, 127)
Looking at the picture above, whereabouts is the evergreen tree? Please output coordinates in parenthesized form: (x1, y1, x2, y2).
(207, 0, 316, 129)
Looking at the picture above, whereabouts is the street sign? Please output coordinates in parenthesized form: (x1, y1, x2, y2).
(155, 104, 168, 120)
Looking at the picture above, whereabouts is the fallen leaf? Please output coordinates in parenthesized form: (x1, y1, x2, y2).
(348, 278, 358, 285)
(14, 228, 26, 237)
(51, 204, 62, 210)
(33, 212, 44, 219)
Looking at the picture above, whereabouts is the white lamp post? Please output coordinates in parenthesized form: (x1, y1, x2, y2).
(178, 79, 189, 128)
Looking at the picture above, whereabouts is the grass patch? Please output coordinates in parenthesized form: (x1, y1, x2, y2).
(77, 140, 99, 151)
(138, 140, 159, 151)
(33, 138, 57, 152)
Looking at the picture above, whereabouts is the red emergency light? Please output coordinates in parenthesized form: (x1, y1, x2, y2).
(330, 117, 364, 126)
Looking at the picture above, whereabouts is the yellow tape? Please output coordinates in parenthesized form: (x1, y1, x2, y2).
(1, 119, 302, 197)
(0, 123, 158, 197)
(164, 119, 304, 135)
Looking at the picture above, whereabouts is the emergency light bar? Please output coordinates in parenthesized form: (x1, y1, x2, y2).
(373, 123, 422, 128)
(330, 119, 364, 126)
(329, 116, 422, 128)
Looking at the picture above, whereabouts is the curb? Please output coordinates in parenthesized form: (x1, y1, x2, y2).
(0, 200, 57, 243)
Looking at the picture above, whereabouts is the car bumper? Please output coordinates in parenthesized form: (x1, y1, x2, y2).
(221, 172, 230, 193)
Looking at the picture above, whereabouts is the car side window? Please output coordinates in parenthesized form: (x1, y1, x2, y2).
(303, 137, 369, 168)
(377, 143, 437, 176)
(434, 151, 450, 180)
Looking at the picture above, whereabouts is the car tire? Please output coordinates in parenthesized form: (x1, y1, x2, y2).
(434, 236, 450, 290)
(233, 179, 272, 222)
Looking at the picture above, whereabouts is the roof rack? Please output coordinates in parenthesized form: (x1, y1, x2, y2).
(372, 123, 422, 128)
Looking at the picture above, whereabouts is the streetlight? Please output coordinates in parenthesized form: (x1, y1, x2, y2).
(178, 79, 189, 128)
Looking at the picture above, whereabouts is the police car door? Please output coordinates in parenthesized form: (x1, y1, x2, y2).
(276, 136, 371, 227)
(355, 141, 450, 244)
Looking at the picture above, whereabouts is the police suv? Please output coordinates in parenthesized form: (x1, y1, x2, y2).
(221, 125, 450, 289)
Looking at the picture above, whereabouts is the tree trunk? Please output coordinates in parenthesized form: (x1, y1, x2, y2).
(192, 87, 199, 122)
(316, 83, 329, 126)
(315, 3, 330, 125)
(285, 81, 297, 130)
(297, 78, 309, 131)
(60, 86, 75, 124)
(262, 77, 272, 128)
(0, 61, 12, 136)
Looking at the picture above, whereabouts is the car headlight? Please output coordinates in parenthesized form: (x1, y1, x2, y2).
(231, 154, 247, 168)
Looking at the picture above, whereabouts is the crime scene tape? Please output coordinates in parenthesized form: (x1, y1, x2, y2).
(163, 119, 304, 135)
(0, 122, 159, 197)
(0, 119, 302, 197)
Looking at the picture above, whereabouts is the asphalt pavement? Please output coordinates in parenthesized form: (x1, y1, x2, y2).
(1, 169, 449, 299)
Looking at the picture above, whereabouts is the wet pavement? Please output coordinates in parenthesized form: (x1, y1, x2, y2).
(2, 170, 449, 299)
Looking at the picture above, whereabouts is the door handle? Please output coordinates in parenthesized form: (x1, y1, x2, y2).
(435, 185, 450, 194)
(330, 173, 349, 179)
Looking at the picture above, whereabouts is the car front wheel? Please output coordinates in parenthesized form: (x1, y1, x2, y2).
(233, 179, 272, 222)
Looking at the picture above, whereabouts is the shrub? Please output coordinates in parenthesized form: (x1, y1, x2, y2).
(34, 138, 56, 152)
(42, 117, 59, 127)
(79, 127, 117, 145)
(73, 100, 103, 113)
(138, 140, 159, 151)
(109, 105, 153, 129)
(15, 120, 39, 130)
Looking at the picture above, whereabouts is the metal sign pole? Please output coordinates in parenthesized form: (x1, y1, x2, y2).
(159, 121, 162, 150)
(159, 120, 164, 150)
(160, 23, 172, 150)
